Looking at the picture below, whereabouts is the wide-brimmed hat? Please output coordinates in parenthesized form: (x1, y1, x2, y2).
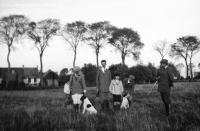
(73, 66, 81, 72)
(160, 59, 168, 65)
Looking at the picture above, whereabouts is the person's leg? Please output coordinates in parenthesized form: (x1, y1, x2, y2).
(72, 94, 79, 112)
(64, 94, 70, 106)
(106, 93, 112, 111)
(113, 94, 117, 111)
(161, 92, 170, 116)
(116, 95, 121, 110)
(77, 94, 83, 112)
(165, 91, 172, 115)
(99, 93, 105, 111)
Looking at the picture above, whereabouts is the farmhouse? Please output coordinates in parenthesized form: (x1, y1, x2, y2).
(22, 66, 40, 86)
(0, 66, 40, 88)
(43, 70, 59, 87)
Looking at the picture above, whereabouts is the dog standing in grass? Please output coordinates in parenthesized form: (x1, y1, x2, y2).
(121, 92, 131, 109)
(80, 95, 97, 114)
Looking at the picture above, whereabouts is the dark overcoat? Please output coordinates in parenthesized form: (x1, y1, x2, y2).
(157, 66, 174, 93)
(96, 68, 111, 93)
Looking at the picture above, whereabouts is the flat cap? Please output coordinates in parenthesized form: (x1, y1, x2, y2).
(160, 59, 168, 65)
(73, 66, 81, 72)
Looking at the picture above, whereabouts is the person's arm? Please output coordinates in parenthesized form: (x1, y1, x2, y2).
(167, 67, 174, 87)
(96, 69, 100, 91)
(108, 70, 112, 85)
(121, 81, 124, 94)
(69, 75, 73, 93)
(122, 78, 127, 87)
(81, 73, 87, 91)
(109, 80, 114, 94)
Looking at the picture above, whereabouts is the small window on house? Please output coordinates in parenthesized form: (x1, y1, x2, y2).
(34, 77, 37, 83)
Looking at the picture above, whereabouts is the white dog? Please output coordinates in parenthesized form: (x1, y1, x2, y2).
(120, 93, 130, 109)
(80, 95, 97, 115)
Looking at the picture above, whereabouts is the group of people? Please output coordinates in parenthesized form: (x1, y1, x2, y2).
(64, 58, 174, 116)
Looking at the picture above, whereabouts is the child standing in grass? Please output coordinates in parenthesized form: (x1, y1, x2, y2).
(109, 73, 124, 110)
(69, 66, 87, 112)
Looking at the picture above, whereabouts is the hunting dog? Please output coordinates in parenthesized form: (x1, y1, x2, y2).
(120, 93, 131, 109)
(80, 95, 97, 114)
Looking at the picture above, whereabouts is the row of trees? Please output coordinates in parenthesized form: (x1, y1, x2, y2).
(154, 36, 200, 79)
(1, 15, 200, 80)
(0, 15, 144, 75)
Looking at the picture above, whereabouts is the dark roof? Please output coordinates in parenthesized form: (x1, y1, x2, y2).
(43, 70, 59, 79)
(0, 67, 39, 78)
(23, 68, 39, 77)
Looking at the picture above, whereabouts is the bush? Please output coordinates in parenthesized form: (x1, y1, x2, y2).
(147, 63, 157, 82)
(81, 64, 98, 87)
(129, 65, 152, 84)
(109, 64, 129, 80)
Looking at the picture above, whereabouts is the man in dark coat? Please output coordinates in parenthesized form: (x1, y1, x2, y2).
(157, 59, 174, 116)
(96, 60, 112, 111)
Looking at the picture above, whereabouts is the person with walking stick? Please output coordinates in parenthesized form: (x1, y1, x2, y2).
(157, 59, 174, 116)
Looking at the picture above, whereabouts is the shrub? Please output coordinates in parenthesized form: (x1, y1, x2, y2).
(109, 64, 129, 80)
(81, 64, 98, 87)
(129, 64, 152, 84)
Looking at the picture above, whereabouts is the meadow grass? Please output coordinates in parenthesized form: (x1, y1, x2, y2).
(0, 82, 199, 131)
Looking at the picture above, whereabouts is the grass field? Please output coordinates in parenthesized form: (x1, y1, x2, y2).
(0, 82, 200, 131)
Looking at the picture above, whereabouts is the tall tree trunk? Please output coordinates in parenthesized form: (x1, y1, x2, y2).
(39, 54, 44, 86)
(73, 49, 77, 67)
(189, 58, 193, 79)
(161, 55, 164, 60)
(184, 58, 189, 79)
(96, 49, 99, 67)
(121, 53, 126, 65)
(40, 54, 43, 75)
(7, 46, 11, 74)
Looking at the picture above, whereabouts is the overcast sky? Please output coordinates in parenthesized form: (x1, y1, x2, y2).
(0, 0, 200, 76)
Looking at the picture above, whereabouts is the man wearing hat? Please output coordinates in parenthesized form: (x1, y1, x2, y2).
(157, 59, 174, 116)
(69, 66, 87, 112)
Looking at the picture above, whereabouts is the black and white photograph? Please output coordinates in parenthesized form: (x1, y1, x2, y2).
(0, 0, 200, 130)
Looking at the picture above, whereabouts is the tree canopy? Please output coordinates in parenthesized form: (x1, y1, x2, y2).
(109, 28, 144, 65)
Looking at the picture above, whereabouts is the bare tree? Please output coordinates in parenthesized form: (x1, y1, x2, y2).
(0, 15, 29, 73)
(186, 36, 200, 79)
(27, 19, 60, 85)
(85, 21, 113, 67)
(170, 37, 190, 79)
(154, 40, 169, 59)
(109, 28, 144, 65)
(62, 21, 87, 67)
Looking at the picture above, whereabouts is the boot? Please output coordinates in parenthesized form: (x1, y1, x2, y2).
(165, 104, 170, 116)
